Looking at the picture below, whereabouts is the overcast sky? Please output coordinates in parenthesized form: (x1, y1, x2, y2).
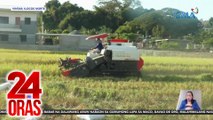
(0, 0, 212, 20)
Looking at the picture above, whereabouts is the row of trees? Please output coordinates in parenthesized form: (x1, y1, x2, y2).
(42, 0, 146, 32)
(185, 29, 213, 49)
(41, 0, 213, 48)
(41, 0, 202, 38)
(185, 18, 213, 49)
(115, 9, 202, 38)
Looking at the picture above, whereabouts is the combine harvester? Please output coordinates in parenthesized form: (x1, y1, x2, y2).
(59, 33, 144, 77)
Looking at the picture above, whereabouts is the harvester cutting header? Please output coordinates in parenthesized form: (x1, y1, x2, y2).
(59, 33, 144, 77)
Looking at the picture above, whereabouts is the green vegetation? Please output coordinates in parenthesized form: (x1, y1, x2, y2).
(158, 41, 180, 50)
(43, 0, 202, 38)
(40, 0, 213, 48)
(42, 0, 202, 37)
(0, 49, 213, 120)
(188, 29, 213, 49)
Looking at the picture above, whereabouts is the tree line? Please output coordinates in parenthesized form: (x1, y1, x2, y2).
(40, 0, 213, 48)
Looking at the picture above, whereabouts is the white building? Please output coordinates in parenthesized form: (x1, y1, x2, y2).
(0, 8, 38, 44)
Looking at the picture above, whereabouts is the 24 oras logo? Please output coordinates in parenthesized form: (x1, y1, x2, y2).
(6, 70, 43, 118)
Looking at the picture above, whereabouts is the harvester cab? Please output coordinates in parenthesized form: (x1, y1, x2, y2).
(59, 33, 144, 77)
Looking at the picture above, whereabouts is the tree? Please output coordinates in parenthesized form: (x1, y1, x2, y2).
(42, 0, 61, 30)
(99, 26, 112, 33)
(43, 0, 86, 31)
(42, 0, 203, 39)
(58, 1, 84, 20)
(94, 0, 145, 31)
(203, 38, 213, 48)
(122, 0, 142, 9)
(43, 0, 147, 32)
(116, 9, 202, 38)
(152, 25, 165, 38)
(209, 17, 213, 27)
(58, 14, 70, 30)
(94, 0, 123, 31)
(188, 29, 213, 47)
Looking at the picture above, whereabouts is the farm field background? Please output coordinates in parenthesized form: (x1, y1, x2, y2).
(0, 48, 213, 120)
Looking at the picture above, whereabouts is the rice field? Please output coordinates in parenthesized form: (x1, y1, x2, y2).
(0, 48, 213, 120)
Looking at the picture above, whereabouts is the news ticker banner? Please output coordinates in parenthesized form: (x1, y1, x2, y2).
(1, 110, 213, 115)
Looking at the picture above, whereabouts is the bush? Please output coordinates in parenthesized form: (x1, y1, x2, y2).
(99, 26, 112, 33)
(115, 25, 131, 33)
(159, 41, 180, 50)
(79, 27, 97, 35)
(87, 29, 97, 35)
(203, 38, 213, 49)
(62, 29, 69, 34)
(118, 33, 138, 42)
(50, 29, 62, 34)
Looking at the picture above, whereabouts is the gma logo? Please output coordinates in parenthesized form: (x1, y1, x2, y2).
(174, 11, 197, 19)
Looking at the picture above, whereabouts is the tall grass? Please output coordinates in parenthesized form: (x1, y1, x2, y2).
(0, 49, 213, 120)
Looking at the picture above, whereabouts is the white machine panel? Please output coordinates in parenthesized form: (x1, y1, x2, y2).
(107, 45, 139, 61)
